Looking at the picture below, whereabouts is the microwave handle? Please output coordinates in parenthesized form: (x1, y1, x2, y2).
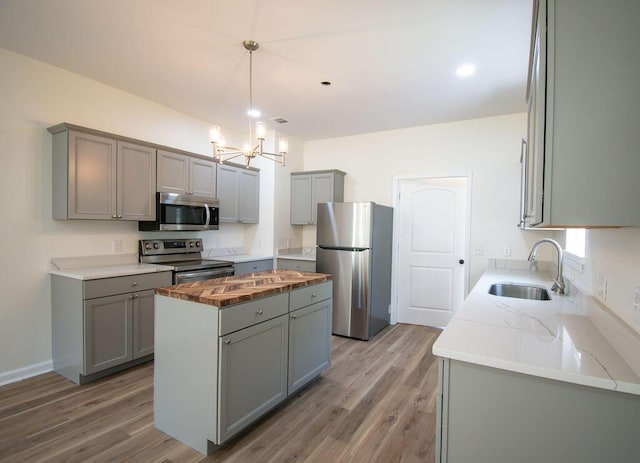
(204, 203, 211, 226)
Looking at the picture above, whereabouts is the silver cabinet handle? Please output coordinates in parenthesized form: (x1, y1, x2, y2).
(224, 339, 231, 345)
(257, 309, 264, 315)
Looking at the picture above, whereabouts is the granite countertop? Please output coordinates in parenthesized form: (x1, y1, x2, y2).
(156, 269, 331, 307)
(433, 269, 640, 395)
(49, 253, 173, 280)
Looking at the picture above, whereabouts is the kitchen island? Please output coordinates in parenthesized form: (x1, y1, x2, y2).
(433, 269, 640, 463)
(154, 269, 332, 455)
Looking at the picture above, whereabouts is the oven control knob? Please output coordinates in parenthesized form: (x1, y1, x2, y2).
(195, 242, 201, 248)
(153, 242, 160, 249)
(144, 243, 152, 250)
(189, 242, 195, 248)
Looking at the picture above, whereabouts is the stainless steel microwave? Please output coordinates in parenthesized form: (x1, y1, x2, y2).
(138, 192, 219, 231)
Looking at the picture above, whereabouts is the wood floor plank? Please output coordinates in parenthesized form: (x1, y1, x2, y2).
(0, 324, 442, 463)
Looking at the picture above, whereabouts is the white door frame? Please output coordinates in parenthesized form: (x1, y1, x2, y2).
(390, 172, 473, 325)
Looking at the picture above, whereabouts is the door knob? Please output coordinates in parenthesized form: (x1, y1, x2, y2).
(459, 259, 465, 265)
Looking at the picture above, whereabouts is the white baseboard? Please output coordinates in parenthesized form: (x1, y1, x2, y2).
(0, 360, 53, 387)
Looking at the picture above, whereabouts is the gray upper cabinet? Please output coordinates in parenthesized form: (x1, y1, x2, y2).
(290, 170, 345, 225)
(157, 150, 217, 199)
(49, 125, 156, 221)
(217, 163, 260, 224)
(522, 0, 640, 227)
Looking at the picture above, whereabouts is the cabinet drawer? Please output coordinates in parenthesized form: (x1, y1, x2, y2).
(277, 258, 316, 272)
(289, 281, 332, 311)
(233, 259, 273, 276)
(219, 293, 288, 336)
(84, 271, 172, 299)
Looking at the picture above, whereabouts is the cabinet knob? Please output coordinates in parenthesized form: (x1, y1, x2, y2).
(133, 293, 138, 298)
(132, 282, 138, 286)
(257, 309, 264, 315)
(117, 215, 123, 219)
(224, 339, 231, 345)
(112, 214, 117, 219)
(291, 314, 297, 320)
(311, 293, 317, 298)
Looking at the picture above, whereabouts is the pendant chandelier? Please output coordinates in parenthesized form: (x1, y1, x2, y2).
(209, 40, 288, 168)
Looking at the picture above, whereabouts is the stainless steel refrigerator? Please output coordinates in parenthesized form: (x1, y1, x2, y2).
(316, 202, 393, 340)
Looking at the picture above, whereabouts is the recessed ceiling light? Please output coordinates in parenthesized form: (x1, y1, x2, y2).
(455, 64, 476, 78)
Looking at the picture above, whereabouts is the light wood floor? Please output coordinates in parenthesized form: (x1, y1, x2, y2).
(0, 324, 441, 463)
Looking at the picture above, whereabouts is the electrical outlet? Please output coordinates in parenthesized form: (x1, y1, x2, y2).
(112, 239, 122, 253)
(475, 247, 484, 256)
(503, 246, 511, 257)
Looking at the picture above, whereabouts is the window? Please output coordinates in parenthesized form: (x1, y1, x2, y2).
(565, 229, 586, 257)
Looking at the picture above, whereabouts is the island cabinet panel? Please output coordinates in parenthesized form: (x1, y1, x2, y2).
(218, 314, 289, 443)
(437, 358, 640, 463)
(288, 299, 332, 393)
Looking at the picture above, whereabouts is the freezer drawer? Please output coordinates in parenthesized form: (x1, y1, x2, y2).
(316, 247, 369, 339)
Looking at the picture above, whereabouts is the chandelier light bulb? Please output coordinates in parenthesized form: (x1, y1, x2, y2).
(247, 108, 261, 118)
(256, 121, 266, 140)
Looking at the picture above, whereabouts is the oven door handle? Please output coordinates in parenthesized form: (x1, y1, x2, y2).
(204, 204, 211, 227)
(176, 268, 233, 283)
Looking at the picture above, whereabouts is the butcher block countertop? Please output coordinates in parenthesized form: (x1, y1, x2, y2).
(155, 269, 331, 307)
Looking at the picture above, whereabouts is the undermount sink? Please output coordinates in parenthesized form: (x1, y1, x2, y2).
(488, 283, 551, 301)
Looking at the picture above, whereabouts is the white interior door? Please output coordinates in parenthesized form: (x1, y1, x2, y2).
(396, 177, 469, 327)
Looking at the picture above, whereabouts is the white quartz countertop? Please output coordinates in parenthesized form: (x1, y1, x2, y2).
(433, 269, 640, 395)
(49, 253, 173, 280)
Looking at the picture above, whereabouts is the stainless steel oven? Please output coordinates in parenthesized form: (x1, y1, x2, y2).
(139, 193, 219, 232)
(139, 239, 234, 284)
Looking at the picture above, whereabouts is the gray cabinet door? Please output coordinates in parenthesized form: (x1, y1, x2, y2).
(290, 174, 312, 225)
(117, 141, 156, 221)
(288, 299, 332, 394)
(67, 131, 117, 219)
(217, 164, 239, 222)
(157, 150, 189, 194)
(218, 314, 288, 443)
(189, 158, 217, 199)
(277, 258, 316, 272)
(233, 259, 273, 276)
(132, 289, 155, 359)
(310, 173, 335, 225)
(238, 169, 259, 223)
(83, 293, 133, 375)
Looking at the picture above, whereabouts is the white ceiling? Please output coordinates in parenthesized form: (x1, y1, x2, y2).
(0, 0, 532, 141)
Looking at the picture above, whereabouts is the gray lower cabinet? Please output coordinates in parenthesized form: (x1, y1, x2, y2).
(277, 258, 316, 272)
(52, 271, 172, 384)
(48, 125, 157, 221)
(216, 163, 260, 223)
(436, 358, 640, 463)
(233, 258, 273, 276)
(218, 314, 289, 443)
(288, 298, 332, 393)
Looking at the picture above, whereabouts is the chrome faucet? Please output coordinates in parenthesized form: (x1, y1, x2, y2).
(528, 238, 565, 295)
